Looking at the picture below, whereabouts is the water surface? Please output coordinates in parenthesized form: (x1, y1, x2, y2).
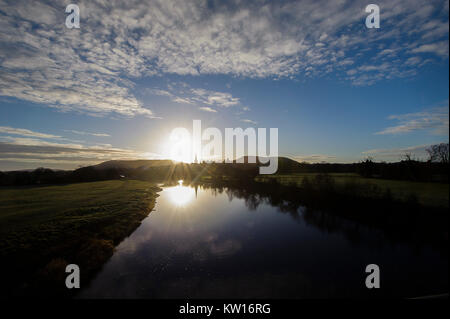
(80, 183, 448, 298)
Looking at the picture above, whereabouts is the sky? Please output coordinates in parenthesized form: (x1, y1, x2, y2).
(0, 0, 449, 170)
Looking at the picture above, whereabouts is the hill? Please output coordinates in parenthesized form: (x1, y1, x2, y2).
(92, 159, 174, 170)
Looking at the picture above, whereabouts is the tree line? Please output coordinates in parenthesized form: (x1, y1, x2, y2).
(0, 143, 448, 186)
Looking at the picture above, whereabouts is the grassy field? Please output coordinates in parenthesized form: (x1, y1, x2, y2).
(255, 173, 449, 208)
(0, 180, 160, 296)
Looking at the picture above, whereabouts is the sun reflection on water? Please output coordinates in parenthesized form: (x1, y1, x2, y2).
(167, 180, 195, 207)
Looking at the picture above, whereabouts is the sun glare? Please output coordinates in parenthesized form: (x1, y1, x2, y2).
(169, 130, 193, 163)
(167, 181, 195, 207)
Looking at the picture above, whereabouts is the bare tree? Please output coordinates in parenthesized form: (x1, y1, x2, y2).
(426, 143, 449, 164)
(401, 153, 414, 162)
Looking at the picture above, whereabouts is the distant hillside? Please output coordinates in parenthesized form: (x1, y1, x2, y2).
(87, 157, 357, 174)
(93, 157, 303, 171)
(92, 159, 174, 170)
(71, 159, 194, 184)
(237, 156, 302, 173)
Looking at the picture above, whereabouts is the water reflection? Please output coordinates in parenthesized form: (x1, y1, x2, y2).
(166, 181, 195, 207)
(79, 183, 448, 299)
(200, 181, 448, 250)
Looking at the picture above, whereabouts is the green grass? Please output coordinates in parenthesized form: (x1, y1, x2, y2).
(255, 173, 449, 208)
(0, 180, 160, 296)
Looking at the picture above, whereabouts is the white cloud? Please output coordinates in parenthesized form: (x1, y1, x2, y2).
(198, 106, 217, 113)
(149, 82, 242, 110)
(149, 89, 173, 97)
(0, 126, 61, 139)
(240, 119, 257, 125)
(404, 56, 422, 66)
(375, 106, 449, 136)
(172, 97, 194, 104)
(190, 89, 240, 108)
(411, 41, 449, 57)
(64, 130, 110, 137)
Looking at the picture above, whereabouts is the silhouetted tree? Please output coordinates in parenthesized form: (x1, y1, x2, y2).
(357, 157, 376, 178)
(427, 143, 449, 164)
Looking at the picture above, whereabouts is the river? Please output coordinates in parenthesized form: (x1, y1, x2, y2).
(79, 182, 448, 298)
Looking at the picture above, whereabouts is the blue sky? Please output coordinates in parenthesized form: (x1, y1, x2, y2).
(0, 0, 448, 170)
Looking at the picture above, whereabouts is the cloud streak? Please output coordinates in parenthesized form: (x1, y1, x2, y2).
(376, 106, 449, 136)
(198, 106, 217, 113)
(0, 137, 155, 170)
(0, 126, 61, 139)
(64, 130, 110, 137)
(0, 126, 150, 169)
(240, 119, 257, 125)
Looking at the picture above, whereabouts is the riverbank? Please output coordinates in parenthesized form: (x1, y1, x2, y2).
(0, 180, 161, 297)
(255, 173, 449, 208)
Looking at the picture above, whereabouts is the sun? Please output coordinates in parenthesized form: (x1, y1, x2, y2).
(169, 129, 193, 163)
